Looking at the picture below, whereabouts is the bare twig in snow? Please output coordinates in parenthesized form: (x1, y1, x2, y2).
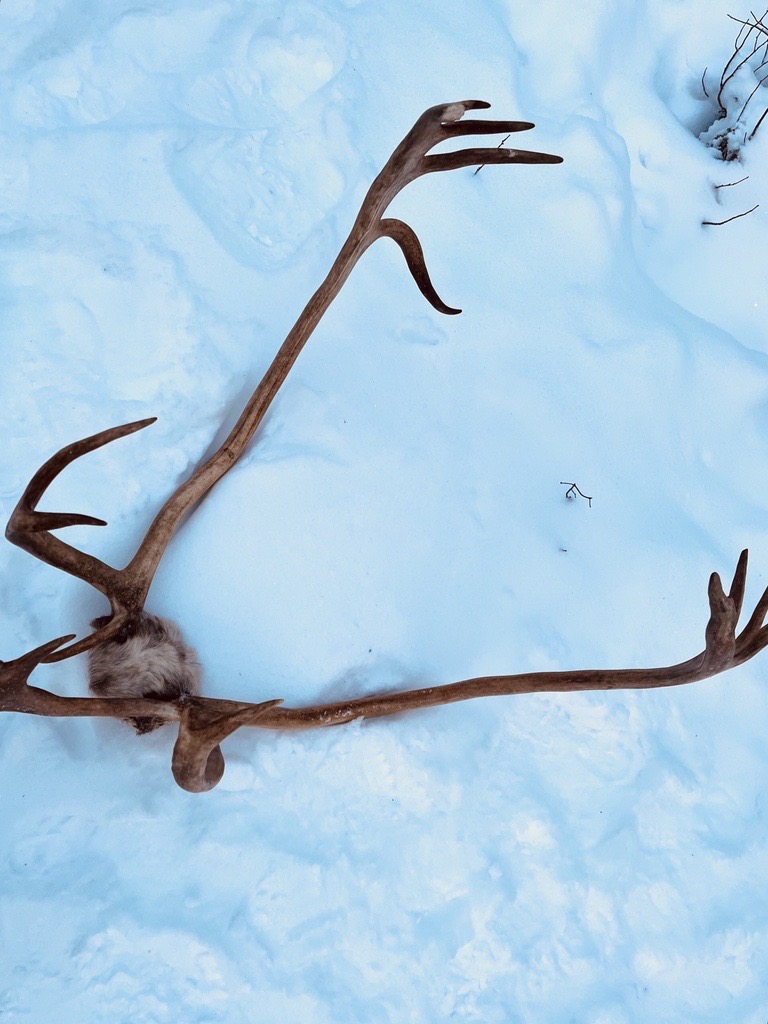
(560, 482, 593, 507)
(749, 104, 768, 136)
(714, 175, 749, 188)
(702, 203, 759, 225)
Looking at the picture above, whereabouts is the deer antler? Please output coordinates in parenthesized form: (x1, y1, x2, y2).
(6, 100, 562, 658)
(7, 104, 768, 795)
(3, 551, 767, 792)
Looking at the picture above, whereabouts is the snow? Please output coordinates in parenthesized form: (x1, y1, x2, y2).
(2, 0, 768, 1020)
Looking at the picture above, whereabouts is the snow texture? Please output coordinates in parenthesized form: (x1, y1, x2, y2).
(1, 0, 768, 1021)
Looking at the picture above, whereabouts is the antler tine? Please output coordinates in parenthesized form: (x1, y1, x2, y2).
(734, 550, 768, 662)
(3, 633, 76, 674)
(425, 148, 565, 172)
(378, 219, 462, 315)
(0, 634, 75, 711)
(440, 119, 536, 136)
(6, 418, 157, 659)
(11, 418, 155, 514)
(701, 548, 768, 669)
(728, 547, 749, 618)
(171, 697, 284, 793)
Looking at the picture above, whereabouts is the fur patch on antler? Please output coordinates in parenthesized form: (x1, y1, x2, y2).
(88, 612, 201, 734)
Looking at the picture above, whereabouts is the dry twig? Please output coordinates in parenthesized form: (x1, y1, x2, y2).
(703, 202, 759, 225)
(560, 482, 593, 507)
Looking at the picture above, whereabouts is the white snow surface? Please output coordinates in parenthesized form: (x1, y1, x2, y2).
(1, 1, 768, 1021)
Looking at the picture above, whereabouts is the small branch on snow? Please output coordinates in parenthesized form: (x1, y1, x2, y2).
(749, 105, 768, 138)
(714, 175, 749, 188)
(560, 482, 592, 507)
(702, 203, 759, 225)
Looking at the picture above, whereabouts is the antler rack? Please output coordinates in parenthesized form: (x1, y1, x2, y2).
(5, 101, 766, 793)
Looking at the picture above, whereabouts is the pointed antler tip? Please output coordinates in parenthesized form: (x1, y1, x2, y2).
(708, 570, 725, 598)
(21, 633, 78, 665)
(51, 633, 78, 648)
(29, 511, 109, 532)
(531, 153, 564, 164)
(437, 100, 492, 122)
(129, 416, 158, 431)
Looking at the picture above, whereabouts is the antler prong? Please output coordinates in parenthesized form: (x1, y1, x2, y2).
(735, 572, 768, 662)
(0, 634, 76, 710)
(171, 698, 284, 793)
(24, 512, 108, 532)
(12, 417, 156, 514)
(728, 548, 749, 616)
(440, 119, 536, 137)
(43, 610, 134, 662)
(379, 218, 462, 315)
(704, 569, 738, 670)
(14, 634, 77, 673)
(425, 147, 565, 174)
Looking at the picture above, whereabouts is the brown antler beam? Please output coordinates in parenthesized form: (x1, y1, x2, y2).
(123, 102, 560, 596)
(4, 551, 766, 792)
(6, 100, 562, 659)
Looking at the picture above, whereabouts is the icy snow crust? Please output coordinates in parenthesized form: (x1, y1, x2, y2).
(1, 0, 768, 1020)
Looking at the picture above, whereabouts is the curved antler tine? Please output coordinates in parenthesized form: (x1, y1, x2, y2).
(440, 119, 536, 138)
(15, 634, 77, 671)
(451, 99, 492, 113)
(411, 101, 494, 142)
(736, 622, 768, 662)
(0, 634, 76, 710)
(742, 583, 768, 636)
(172, 698, 283, 792)
(734, 575, 768, 662)
(15, 417, 156, 513)
(379, 219, 462, 315)
(425, 148, 565, 174)
(42, 610, 133, 663)
(422, 100, 492, 123)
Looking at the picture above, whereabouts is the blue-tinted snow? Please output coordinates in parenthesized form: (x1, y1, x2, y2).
(1, 0, 767, 1021)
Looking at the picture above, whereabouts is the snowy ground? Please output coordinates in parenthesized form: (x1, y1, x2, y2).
(1, 0, 768, 1021)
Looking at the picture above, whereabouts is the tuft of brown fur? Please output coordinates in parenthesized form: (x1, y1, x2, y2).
(88, 611, 201, 733)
